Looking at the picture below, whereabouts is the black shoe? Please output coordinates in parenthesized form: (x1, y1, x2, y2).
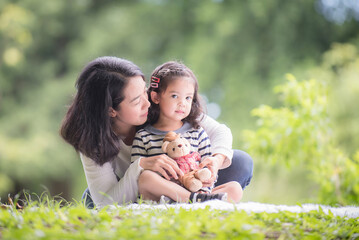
(160, 195, 176, 204)
(190, 192, 227, 203)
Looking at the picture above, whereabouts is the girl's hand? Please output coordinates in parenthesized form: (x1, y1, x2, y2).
(199, 154, 225, 187)
(140, 154, 184, 180)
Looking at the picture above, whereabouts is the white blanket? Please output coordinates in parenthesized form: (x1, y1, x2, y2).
(124, 201, 359, 218)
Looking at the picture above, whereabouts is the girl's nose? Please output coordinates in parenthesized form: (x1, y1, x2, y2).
(178, 99, 185, 106)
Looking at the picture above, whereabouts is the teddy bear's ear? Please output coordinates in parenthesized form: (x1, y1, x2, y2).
(164, 131, 177, 142)
(162, 141, 169, 153)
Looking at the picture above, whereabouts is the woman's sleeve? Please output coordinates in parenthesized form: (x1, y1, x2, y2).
(80, 153, 143, 207)
(199, 115, 233, 169)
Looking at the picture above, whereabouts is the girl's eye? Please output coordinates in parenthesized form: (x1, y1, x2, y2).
(171, 95, 178, 99)
(186, 96, 192, 101)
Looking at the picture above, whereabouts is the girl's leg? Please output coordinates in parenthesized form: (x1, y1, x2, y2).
(212, 181, 243, 203)
(138, 170, 191, 202)
(81, 170, 228, 208)
(215, 149, 253, 189)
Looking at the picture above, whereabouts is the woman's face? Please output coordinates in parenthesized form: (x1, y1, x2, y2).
(112, 76, 150, 131)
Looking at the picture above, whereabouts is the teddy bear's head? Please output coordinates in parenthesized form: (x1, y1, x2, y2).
(162, 131, 191, 158)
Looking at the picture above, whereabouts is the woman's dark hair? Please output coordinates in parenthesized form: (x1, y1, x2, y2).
(147, 61, 204, 128)
(60, 56, 144, 166)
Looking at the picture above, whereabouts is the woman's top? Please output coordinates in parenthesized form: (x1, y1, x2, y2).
(80, 115, 233, 207)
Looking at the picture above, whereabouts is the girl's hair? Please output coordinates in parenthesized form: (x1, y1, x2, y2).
(147, 61, 204, 128)
(60, 56, 144, 166)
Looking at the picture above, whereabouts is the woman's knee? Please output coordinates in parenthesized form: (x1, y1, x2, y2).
(233, 150, 254, 186)
(232, 150, 254, 174)
(216, 150, 254, 188)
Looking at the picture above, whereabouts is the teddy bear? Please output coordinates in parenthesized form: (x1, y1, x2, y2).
(162, 131, 212, 192)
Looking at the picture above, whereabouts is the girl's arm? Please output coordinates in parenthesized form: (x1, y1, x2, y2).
(80, 153, 143, 207)
(199, 115, 233, 169)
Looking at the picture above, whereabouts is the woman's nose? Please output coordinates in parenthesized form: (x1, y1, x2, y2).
(143, 95, 150, 109)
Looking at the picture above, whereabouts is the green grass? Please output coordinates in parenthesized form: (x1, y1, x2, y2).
(0, 196, 358, 240)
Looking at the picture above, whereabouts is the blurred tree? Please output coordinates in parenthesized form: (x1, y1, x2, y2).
(0, 0, 358, 202)
(310, 43, 359, 156)
(242, 44, 359, 205)
(0, 0, 90, 199)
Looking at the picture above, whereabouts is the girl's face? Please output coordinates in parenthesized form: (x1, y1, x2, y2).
(153, 77, 195, 124)
(112, 76, 150, 132)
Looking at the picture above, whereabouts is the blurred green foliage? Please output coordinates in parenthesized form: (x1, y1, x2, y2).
(0, 0, 358, 204)
(243, 44, 359, 205)
(1, 195, 357, 239)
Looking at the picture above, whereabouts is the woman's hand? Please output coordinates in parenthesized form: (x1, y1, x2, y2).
(199, 154, 226, 187)
(139, 154, 184, 180)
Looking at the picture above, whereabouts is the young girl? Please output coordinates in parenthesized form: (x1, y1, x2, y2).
(132, 61, 243, 203)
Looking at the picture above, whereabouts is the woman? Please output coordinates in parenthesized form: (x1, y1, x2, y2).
(60, 56, 253, 207)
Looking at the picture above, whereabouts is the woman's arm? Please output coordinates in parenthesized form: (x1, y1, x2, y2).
(200, 115, 233, 169)
(139, 155, 183, 180)
(81, 153, 183, 207)
(80, 153, 143, 207)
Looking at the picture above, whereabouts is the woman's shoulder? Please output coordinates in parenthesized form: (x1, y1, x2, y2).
(79, 152, 113, 170)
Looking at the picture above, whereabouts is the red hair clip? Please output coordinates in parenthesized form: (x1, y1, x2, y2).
(151, 76, 160, 88)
